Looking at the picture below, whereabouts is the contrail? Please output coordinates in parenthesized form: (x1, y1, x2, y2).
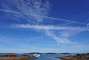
(0, 0, 89, 48)
(0, 9, 86, 26)
(15, 24, 88, 31)
(0, 9, 21, 15)
(0, 9, 34, 22)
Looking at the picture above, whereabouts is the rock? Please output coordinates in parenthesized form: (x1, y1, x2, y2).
(60, 53, 89, 60)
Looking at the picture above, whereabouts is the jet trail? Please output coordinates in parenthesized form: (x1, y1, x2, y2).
(15, 24, 88, 31)
(0, 9, 86, 26)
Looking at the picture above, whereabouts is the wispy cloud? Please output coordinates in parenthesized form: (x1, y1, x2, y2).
(15, 24, 87, 31)
(16, 0, 50, 22)
(0, 0, 89, 52)
(0, 48, 60, 53)
(14, 24, 88, 46)
(87, 23, 89, 31)
(0, 0, 86, 25)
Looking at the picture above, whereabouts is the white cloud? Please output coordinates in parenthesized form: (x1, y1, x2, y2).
(15, 0, 50, 22)
(0, 0, 89, 53)
(14, 24, 88, 46)
(45, 30, 71, 44)
(15, 24, 87, 31)
(0, 0, 85, 25)
(87, 23, 89, 31)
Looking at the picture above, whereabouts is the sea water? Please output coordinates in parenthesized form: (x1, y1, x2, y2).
(36, 54, 61, 60)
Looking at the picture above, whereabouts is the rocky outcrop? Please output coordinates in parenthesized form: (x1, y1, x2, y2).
(0, 53, 16, 60)
(60, 53, 89, 60)
(19, 54, 37, 60)
(0, 53, 36, 60)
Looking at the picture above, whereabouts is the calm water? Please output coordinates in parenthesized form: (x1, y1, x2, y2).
(35, 53, 76, 60)
(36, 54, 62, 60)
(16, 53, 75, 60)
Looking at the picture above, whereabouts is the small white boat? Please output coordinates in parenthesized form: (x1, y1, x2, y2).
(32, 54, 40, 57)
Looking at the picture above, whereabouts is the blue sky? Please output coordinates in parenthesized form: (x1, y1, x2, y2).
(0, 0, 89, 53)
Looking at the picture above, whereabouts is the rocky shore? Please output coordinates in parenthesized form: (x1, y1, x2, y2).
(60, 53, 89, 60)
(0, 53, 89, 60)
(0, 53, 37, 60)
